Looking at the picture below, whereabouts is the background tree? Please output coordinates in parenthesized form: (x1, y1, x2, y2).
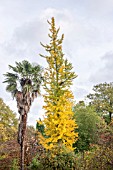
(87, 82, 113, 122)
(39, 17, 78, 152)
(0, 98, 18, 143)
(75, 122, 113, 170)
(36, 119, 45, 137)
(73, 101, 106, 152)
(3, 60, 43, 170)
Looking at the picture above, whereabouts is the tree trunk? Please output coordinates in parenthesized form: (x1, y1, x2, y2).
(20, 112, 27, 170)
(109, 112, 112, 122)
(21, 140, 25, 170)
(17, 93, 30, 170)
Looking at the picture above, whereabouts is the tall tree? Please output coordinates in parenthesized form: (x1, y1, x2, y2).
(87, 82, 113, 122)
(0, 98, 18, 143)
(39, 18, 78, 152)
(3, 60, 43, 170)
(73, 101, 106, 152)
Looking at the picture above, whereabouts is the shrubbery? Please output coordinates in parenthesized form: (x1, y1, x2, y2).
(75, 126, 113, 170)
(29, 146, 76, 170)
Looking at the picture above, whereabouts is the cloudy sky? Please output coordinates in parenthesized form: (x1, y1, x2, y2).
(0, 0, 113, 126)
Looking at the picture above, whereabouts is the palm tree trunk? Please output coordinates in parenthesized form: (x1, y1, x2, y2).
(17, 93, 30, 170)
(21, 140, 25, 170)
(20, 112, 27, 170)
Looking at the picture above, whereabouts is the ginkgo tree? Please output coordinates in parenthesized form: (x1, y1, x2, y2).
(39, 17, 78, 152)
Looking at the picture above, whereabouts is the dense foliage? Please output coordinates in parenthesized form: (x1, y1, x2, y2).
(0, 98, 18, 143)
(75, 126, 113, 170)
(29, 146, 76, 170)
(73, 101, 106, 152)
(87, 82, 113, 122)
(39, 17, 78, 151)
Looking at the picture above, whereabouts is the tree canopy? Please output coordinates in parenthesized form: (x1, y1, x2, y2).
(87, 82, 113, 122)
(0, 98, 18, 143)
(39, 17, 78, 152)
(73, 101, 106, 152)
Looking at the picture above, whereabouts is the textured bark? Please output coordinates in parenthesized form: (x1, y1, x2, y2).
(16, 89, 38, 170)
(20, 108, 28, 170)
(17, 93, 30, 170)
(21, 141, 25, 170)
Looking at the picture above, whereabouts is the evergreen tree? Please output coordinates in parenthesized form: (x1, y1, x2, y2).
(87, 82, 113, 122)
(39, 17, 78, 151)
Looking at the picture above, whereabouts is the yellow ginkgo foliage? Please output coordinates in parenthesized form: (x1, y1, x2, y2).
(39, 17, 78, 152)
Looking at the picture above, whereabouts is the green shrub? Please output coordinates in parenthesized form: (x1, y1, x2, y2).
(42, 150, 76, 170)
(29, 146, 76, 170)
(103, 114, 111, 124)
(75, 143, 113, 170)
(28, 154, 43, 170)
(11, 158, 19, 170)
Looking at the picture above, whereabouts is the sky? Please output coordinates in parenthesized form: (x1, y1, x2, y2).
(0, 0, 113, 127)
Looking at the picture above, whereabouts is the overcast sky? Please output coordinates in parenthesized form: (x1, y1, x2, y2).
(0, 0, 113, 126)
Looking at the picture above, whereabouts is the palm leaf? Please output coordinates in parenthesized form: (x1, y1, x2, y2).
(9, 65, 18, 73)
(6, 83, 17, 93)
(4, 60, 43, 98)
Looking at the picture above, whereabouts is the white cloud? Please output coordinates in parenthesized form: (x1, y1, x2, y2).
(1, 1, 113, 126)
(89, 52, 113, 83)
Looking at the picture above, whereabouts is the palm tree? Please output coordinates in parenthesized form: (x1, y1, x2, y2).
(3, 60, 43, 170)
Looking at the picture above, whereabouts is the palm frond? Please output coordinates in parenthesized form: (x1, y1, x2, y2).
(3, 72, 18, 85)
(15, 61, 24, 73)
(21, 60, 32, 75)
(3, 60, 43, 100)
(9, 65, 18, 73)
(6, 83, 17, 93)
